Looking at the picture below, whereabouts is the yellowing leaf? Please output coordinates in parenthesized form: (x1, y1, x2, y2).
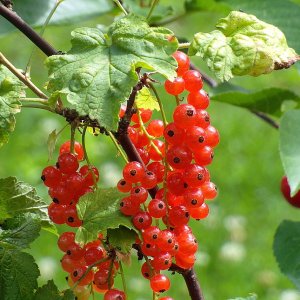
(135, 87, 160, 111)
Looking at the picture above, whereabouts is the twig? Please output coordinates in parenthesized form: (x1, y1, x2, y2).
(0, 52, 48, 99)
(178, 42, 191, 49)
(113, 0, 128, 15)
(147, 0, 159, 20)
(0, 4, 57, 56)
(251, 110, 279, 129)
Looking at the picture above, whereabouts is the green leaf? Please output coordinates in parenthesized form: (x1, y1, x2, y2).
(0, 65, 25, 148)
(185, 0, 231, 13)
(211, 85, 300, 117)
(0, 249, 39, 300)
(221, 0, 300, 53)
(135, 87, 160, 111)
(0, 177, 54, 233)
(228, 295, 257, 300)
(0, 215, 40, 249)
(34, 280, 74, 300)
(76, 188, 137, 244)
(47, 129, 58, 162)
(46, 14, 178, 130)
(279, 110, 300, 196)
(123, 0, 174, 23)
(0, 0, 113, 36)
(189, 11, 298, 81)
(273, 220, 300, 289)
(107, 226, 137, 254)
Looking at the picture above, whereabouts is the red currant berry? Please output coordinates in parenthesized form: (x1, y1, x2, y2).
(61, 254, 85, 273)
(150, 274, 170, 293)
(148, 199, 167, 218)
(205, 125, 220, 147)
(142, 226, 161, 244)
(169, 205, 190, 226)
(48, 203, 66, 224)
(130, 186, 148, 204)
(137, 147, 150, 165)
(58, 232, 75, 252)
(194, 146, 214, 165)
(173, 51, 190, 76)
(175, 252, 195, 269)
(157, 230, 175, 252)
(41, 166, 62, 187)
(104, 289, 126, 300)
(163, 122, 185, 146)
(66, 243, 85, 260)
(147, 120, 164, 137)
(183, 70, 203, 92)
(187, 89, 209, 109)
(184, 188, 204, 208)
(79, 165, 100, 187)
(60, 140, 84, 161)
(148, 140, 165, 161)
(64, 205, 82, 227)
(117, 179, 132, 193)
(189, 202, 209, 219)
(164, 77, 185, 95)
(152, 252, 172, 270)
(202, 181, 217, 200)
(196, 109, 210, 128)
(147, 162, 165, 183)
(132, 211, 152, 230)
(141, 261, 156, 279)
(166, 171, 188, 196)
(185, 126, 207, 150)
(123, 161, 144, 183)
(71, 266, 94, 286)
(65, 172, 85, 192)
(94, 269, 109, 286)
(131, 108, 153, 124)
(49, 184, 73, 205)
(173, 104, 197, 129)
(119, 196, 140, 216)
(57, 153, 79, 174)
(141, 171, 158, 189)
(184, 164, 207, 187)
(84, 246, 106, 266)
(281, 176, 300, 208)
(166, 145, 192, 169)
(141, 242, 160, 257)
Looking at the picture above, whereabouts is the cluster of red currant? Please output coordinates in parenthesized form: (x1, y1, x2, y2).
(116, 51, 219, 298)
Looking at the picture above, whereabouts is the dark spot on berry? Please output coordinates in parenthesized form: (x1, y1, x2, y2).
(159, 289, 166, 293)
(53, 198, 59, 204)
(56, 162, 60, 168)
(186, 109, 194, 117)
(120, 201, 124, 207)
(184, 183, 188, 188)
(174, 244, 179, 250)
(73, 270, 78, 277)
(158, 203, 164, 209)
(167, 130, 174, 137)
(198, 137, 204, 143)
(145, 272, 149, 278)
(147, 171, 154, 176)
(146, 244, 151, 248)
(68, 217, 74, 223)
(205, 116, 210, 122)
(130, 170, 137, 176)
(41, 175, 45, 181)
(191, 199, 197, 205)
(211, 153, 214, 159)
(185, 212, 190, 218)
(138, 217, 144, 223)
(66, 250, 71, 255)
(167, 238, 172, 244)
(153, 234, 158, 239)
(120, 180, 126, 186)
(194, 239, 197, 244)
(164, 260, 169, 265)
(197, 174, 203, 180)
(173, 157, 180, 164)
(135, 188, 140, 193)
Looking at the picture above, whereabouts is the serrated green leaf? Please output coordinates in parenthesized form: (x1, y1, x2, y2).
(34, 280, 74, 300)
(108, 226, 137, 254)
(0, 177, 55, 233)
(273, 220, 300, 289)
(185, 0, 231, 13)
(228, 295, 257, 300)
(279, 110, 300, 196)
(0, 249, 39, 300)
(0, 215, 40, 249)
(0, 65, 25, 148)
(46, 14, 178, 130)
(123, 0, 174, 23)
(211, 85, 300, 117)
(47, 129, 58, 162)
(135, 87, 160, 111)
(76, 188, 137, 244)
(189, 11, 298, 81)
(0, 0, 113, 36)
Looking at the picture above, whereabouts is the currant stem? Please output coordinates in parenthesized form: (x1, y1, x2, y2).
(113, 0, 128, 15)
(0, 52, 48, 99)
(119, 262, 127, 296)
(70, 123, 76, 154)
(175, 95, 180, 106)
(21, 98, 50, 105)
(21, 104, 55, 113)
(146, 0, 159, 21)
(108, 131, 129, 163)
(178, 42, 191, 49)
(148, 82, 168, 127)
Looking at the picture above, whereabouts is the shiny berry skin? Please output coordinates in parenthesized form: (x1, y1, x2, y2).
(147, 162, 165, 183)
(60, 140, 84, 161)
(141, 261, 155, 279)
(119, 197, 140, 216)
(159, 297, 174, 300)
(41, 166, 62, 187)
(49, 184, 73, 205)
(150, 274, 170, 293)
(196, 109, 210, 128)
(194, 146, 214, 165)
(166, 145, 192, 169)
(141, 171, 158, 189)
(130, 186, 148, 204)
(148, 199, 167, 218)
(175, 252, 196, 269)
(123, 161, 144, 183)
(205, 125, 220, 147)
(147, 120, 164, 137)
(66, 243, 85, 260)
(202, 181, 218, 199)
(186, 126, 207, 150)
(173, 51, 190, 76)
(61, 254, 85, 273)
(79, 165, 99, 187)
(117, 179, 132, 193)
(187, 89, 209, 109)
(184, 188, 204, 208)
(57, 232, 75, 252)
(183, 70, 203, 92)
(137, 147, 150, 165)
(189, 202, 209, 219)
(104, 288, 126, 300)
(163, 122, 185, 146)
(152, 252, 172, 270)
(148, 140, 165, 161)
(131, 108, 152, 124)
(164, 77, 185, 95)
(281, 176, 300, 208)
(128, 126, 139, 145)
(141, 242, 160, 257)
(94, 269, 109, 286)
(64, 205, 82, 227)
(173, 104, 197, 129)
(71, 266, 94, 285)
(48, 203, 65, 224)
(157, 230, 175, 251)
(84, 246, 106, 265)
(169, 205, 190, 226)
(184, 164, 207, 187)
(166, 171, 188, 196)
(173, 224, 192, 236)
(132, 211, 152, 230)
(65, 172, 85, 192)
(142, 226, 161, 244)
(57, 153, 79, 174)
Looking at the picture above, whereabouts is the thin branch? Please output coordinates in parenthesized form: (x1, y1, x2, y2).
(21, 104, 55, 113)
(0, 4, 57, 56)
(251, 110, 279, 129)
(0, 52, 48, 99)
(178, 42, 191, 49)
(113, 0, 128, 15)
(147, 0, 159, 20)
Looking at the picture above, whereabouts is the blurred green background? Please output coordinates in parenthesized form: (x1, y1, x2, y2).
(1, 2, 300, 300)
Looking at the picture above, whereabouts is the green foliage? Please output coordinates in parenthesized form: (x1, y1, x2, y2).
(228, 295, 257, 300)
(47, 129, 58, 162)
(33, 280, 74, 300)
(0, 65, 25, 148)
(273, 220, 300, 289)
(76, 188, 137, 244)
(279, 110, 300, 196)
(46, 14, 177, 130)
(189, 11, 297, 81)
(0, 215, 40, 249)
(107, 226, 137, 254)
(0, 0, 113, 36)
(135, 87, 160, 111)
(185, 0, 231, 13)
(212, 85, 300, 117)
(0, 249, 40, 300)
